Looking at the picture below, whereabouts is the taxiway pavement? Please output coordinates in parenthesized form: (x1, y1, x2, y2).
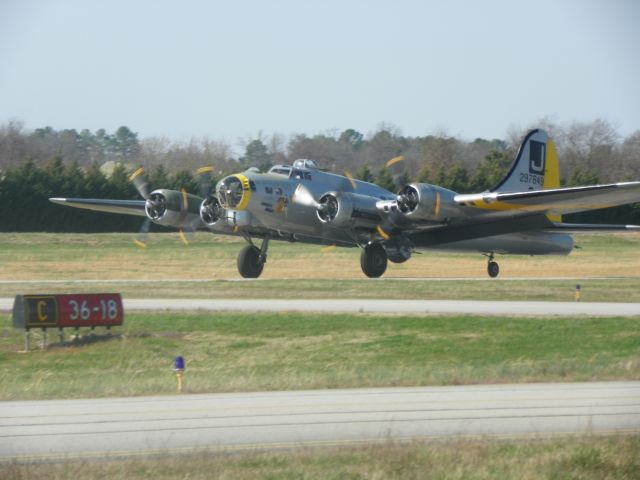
(1, 381, 638, 461)
(1, 297, 639, 316)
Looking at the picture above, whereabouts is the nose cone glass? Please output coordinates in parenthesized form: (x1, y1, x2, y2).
(217, 176, 244, 209)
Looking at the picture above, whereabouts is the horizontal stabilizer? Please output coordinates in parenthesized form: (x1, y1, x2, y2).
(49, 198, 147, 217)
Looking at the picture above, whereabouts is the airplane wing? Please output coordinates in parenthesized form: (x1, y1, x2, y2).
(402, 182, 640, 247)
(454, 181, 640, 217)
(49, 198, 147, 217)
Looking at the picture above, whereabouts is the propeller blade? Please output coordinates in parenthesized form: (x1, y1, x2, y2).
(180, 188, 189, 212)
(291, 183, 319, 209)
(178, 229, 190, 245)
(196, 165, 215, 198)
(376, 225, 391, 241)
(133, 217, 151, 249)
(384, 155, 408, 190)
(385, 155, 405, 169)
(344, 170, 357, 190)
(129, 167, 150, 200)
(320, 244, 336, 253)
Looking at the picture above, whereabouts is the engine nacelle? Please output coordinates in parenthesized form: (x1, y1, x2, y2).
(199, 195, 226, 228)
(145, 189, 202, 228)
(394, 183, 460, 222)
(317, 191, 381, 229)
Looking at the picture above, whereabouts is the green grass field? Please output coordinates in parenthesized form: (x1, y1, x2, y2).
(1, 232, 640, 301)
(1, 233, 639, 477)
(2, 311, 638, 400)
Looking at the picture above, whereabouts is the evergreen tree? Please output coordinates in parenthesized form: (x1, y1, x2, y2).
(84, 163, 107, 197)
(242, 139, 272, 171)
(444, 163, 470, 192)
(375, 167, 396, 191)
(356, 164, 375, 183)
(148, 164, 170, 191)
(171, 170, 198, 193)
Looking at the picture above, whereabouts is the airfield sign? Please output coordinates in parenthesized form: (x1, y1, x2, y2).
(12, 293, 124, 329)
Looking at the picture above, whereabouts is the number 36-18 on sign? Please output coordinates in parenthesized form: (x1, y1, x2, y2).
(12, 294, 124, 329)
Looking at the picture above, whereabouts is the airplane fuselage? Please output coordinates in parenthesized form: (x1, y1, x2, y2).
(213, 161, 574, 257)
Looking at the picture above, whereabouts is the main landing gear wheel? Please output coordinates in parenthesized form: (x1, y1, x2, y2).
(488, 261, 500, 278)
(360, 243, 388, 278)
(237, 245, 264, 278)
(486, 252, 499, 278)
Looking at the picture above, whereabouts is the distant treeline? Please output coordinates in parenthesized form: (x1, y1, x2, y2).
(0, 119, 639, 232)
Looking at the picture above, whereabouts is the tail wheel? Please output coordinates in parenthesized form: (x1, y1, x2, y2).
(237, 245, 264, 278)
(360, 243, 388, 278)
(488, 261, 500, 278)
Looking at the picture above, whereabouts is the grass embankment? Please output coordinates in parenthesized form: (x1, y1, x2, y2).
(3, 436, 639, 480)
(2, 232, 640, 301)
(1, 312, 638, 400)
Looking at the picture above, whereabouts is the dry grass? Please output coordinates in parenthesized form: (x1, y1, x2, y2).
(2, 232, 640, 301)
(2, 232, 640, 281)
(2, 435, 638, 479)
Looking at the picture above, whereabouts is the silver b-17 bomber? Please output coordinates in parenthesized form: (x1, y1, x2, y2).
(50, 129, 640, 278)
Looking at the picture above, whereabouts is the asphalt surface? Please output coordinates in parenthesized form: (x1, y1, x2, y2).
(1, 297, 639, 316)
(1, 382, 638, 461)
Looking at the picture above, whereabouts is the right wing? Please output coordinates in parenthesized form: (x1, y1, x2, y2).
(49, 198, 147, 217)
(454, 181, 640, 217)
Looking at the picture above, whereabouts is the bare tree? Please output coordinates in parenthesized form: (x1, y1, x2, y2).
(0, 120, 28, 167)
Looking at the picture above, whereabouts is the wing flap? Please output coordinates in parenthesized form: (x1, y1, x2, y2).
(49, 198, 147, 217)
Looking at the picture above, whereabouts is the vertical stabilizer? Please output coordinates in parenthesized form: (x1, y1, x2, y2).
(491, 129, 560, 193)
(491, 129, 561, 221)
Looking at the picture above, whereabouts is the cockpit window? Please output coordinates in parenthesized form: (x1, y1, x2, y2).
(268, 166, 292, 177)
(292, 159, 319, 170)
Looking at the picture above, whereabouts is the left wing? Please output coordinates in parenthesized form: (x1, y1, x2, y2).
(49, 198, 147, 216)
(454, 181, 640, 217)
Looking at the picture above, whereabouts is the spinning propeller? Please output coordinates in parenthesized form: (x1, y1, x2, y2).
(197, 165, 225, 228)
(129, 167, 155, 248)
(129, 167, 194, 248)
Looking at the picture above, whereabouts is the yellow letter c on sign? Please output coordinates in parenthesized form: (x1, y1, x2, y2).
(37, 300, 48, 321)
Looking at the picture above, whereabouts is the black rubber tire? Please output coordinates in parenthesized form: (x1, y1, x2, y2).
(237, 245, 264, 278)
(488, 261, 500, 278)
(360, 243, 388, 278)
(387, 253, 410, 264)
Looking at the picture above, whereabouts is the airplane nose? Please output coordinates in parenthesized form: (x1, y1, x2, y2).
(216, 174, 252, 210)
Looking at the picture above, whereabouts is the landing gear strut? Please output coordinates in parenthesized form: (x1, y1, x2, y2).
(237, 236, 269, 278)
(360, 243, 388, 278)
(486, 252, 500, 278)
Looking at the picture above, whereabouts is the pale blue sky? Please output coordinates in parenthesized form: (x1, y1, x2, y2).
(1, 0, 638, 142)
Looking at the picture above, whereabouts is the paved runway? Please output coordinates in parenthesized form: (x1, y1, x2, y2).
(1, 297, 639, 316)
(1, 382, 638, 461)
(123, 298, 640, 316)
